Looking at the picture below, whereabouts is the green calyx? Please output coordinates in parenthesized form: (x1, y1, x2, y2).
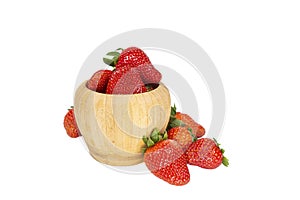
(222, 156, 229, 167)
(103, 48, 123, 67)
(141, 128, 168, 153)
(167, 105, 197, 144)
(169, 118, 185, 128)
(167, 104, 185, 130)
(187, 128, 197, 142)
(213, 138, 229, 167)
(171, 104, 177, 116)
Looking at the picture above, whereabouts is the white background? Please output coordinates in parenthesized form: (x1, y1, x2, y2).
(1, 0, 299, 199)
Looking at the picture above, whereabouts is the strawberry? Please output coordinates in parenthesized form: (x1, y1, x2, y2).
(168, 127, 196, 151)
(186, 138, 229, 169)
(136, 63, 162, 84)
(168, 105, 205, 138)
(175, 112, 205, 138)
(115, 47, 151, 69)
(86, 69, 112, 93)
(63, 107, 80, 138)
(103, 47, 162, 84)
(143, 129, 190, 186)
(106, 65, 147, 94)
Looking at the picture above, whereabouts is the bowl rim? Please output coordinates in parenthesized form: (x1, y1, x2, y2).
(82, 80, 166, 97)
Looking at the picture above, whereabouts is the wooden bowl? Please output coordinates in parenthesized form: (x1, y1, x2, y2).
(74, 81, 171, 166)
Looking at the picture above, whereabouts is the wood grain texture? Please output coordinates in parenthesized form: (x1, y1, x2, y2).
(74, 81, 171, 166)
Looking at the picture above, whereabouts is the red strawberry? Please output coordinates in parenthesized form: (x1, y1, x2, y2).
(104, 47, 162, 84)
(168, 105, 205, 138)
(106, 65, 147, 94)
(175, 112, 205, 138)
(115, 47, 151, 69)
(144, 140, 190, 186)
(86, 69, 112, 93)
(143, 129, 190, 186)
(186, 138, 229, 169)
(63, 107, 80, 138)
(168, 127, 196, 151)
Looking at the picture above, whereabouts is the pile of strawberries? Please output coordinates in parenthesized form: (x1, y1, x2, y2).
(86, 47, 162, 94)
(142, 105, 229, 186)
(63, 47, 229, 186)
(64, 47, 162, 138)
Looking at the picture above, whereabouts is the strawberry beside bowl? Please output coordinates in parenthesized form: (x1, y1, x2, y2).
(74, 81, 171, 166)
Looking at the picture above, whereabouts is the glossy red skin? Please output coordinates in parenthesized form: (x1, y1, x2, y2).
(86, 70, 112, 93)
(136, 64, 162, 84)
(175, 112, 205, 138)
(168, 127, 194, 151)
(116, 47, 151, 69)
(63, 108, 80, 138)
(106, 65, 146, 94)
(116, 47, 161, 84)
(186, 138, 223, 169)
(144, 140, 190, 186)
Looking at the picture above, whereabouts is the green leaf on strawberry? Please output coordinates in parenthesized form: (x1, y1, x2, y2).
(103, 51, 121, 67)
